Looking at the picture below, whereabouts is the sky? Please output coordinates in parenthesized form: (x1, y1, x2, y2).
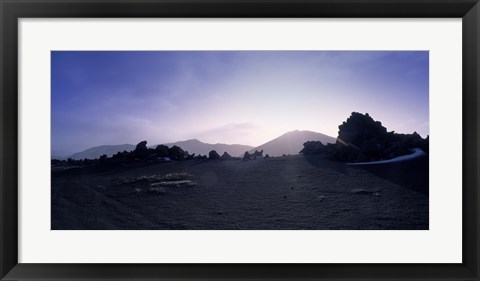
(51, 51, 429, 157)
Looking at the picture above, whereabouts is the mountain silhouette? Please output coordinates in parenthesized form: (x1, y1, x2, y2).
(69, 144, 136, 160)
(162, 139, 253, 157)
(63, 131, 335, 160)
(250, 130, 336, 157)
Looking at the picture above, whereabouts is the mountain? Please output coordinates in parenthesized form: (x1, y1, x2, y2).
(64, 131, 334, 160)
(64, 140, 253, 160)
(69, 144, 136, 160)
(250, 130, 336, 157)
(163, 139, 254, 157)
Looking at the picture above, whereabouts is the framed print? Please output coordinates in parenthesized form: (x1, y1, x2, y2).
(1, 0, 479, 280)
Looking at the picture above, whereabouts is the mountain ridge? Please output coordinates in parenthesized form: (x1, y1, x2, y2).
(64, 140, 254, 160)
(60, 130, 337, 160)
(160, 139, 253, 157)
(68, 144, 136, 160)
(249, 130, 336, 157)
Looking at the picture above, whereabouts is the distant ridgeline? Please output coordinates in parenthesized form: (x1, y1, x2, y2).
(51, 140, 242, 168)
(51, 112, 428, 167)
(300, 112, 429, 163)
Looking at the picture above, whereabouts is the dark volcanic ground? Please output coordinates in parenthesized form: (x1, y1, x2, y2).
(51, 155, 429, 230)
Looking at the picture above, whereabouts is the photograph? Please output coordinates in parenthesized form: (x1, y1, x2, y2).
(51, 50, 429, 230)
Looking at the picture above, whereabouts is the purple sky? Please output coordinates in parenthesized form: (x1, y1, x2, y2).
(52, 51, 429, 157)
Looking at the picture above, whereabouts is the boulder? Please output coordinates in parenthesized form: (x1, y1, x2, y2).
(300, 141, 326, 155)
(168, 145, 186, 161)
(221, 152, 232, 160)
(155, 145, 169, 157)
(209, 150, 221, 160)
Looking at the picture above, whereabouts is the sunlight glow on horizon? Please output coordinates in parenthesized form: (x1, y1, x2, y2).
(51, 51, 429, 156)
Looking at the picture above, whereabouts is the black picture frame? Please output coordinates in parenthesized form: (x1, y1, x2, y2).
(1, 0, 479, 280)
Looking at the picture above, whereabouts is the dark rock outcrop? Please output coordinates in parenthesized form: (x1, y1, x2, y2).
(300, 141, 326, 155)
(338, 112, 387, 148)
(168, 145, 187, 161)
(243, 150, 263, 160)
(155, 145, 169, 157)
(302, 112, 429, 163)
(209, 150, 221, 160)
(194, 154, 208, 160)
(221, 152, 232, 160)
